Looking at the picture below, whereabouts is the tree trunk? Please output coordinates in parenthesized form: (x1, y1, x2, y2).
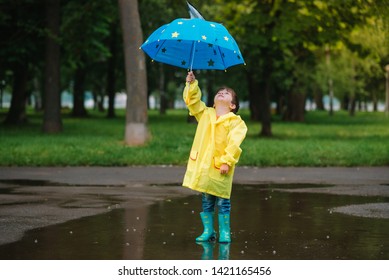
(72, 65, 88, 117)
(314, 90, 325, 110)
(325, 45, 334, 116)
(283, 92, 305, 122)
(386, 65, 389, 115)
(4, 63, 28, 124)
(372, 92, 378, 112)
(119, 0, 149, 146)
(42, 0, 62, 133)
(259, 75, 272, 137)
(247, 73, 261, 121)
(349, 95, 356, 116)
(106, 21, 118, 118)
(159, 63, 167, 115)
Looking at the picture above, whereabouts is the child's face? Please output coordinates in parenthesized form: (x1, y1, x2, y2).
(214, 89, 236, 111)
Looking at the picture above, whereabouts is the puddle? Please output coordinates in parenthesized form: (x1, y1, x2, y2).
(0, 185, 389, 260)
(0, 179, 125, 188)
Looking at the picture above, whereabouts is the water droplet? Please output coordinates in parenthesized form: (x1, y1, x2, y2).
(191, 210, 195, 214)
(288, 213, 292, 218)
(171, 233, 175, 236)
(133, 228, 137, 232)
(272, 250, 276, 255)
(241, 250, 245, 254)
(136, 217, 140, 220)
(69, 231, 73, 234)
(163, 242, 167, 245)
(126, 243, 130, 246)
(184, 202, 189, 205)
(326, 235, 330, 239)
(126, 229, 129, 232)
(34, 239, 38, 244)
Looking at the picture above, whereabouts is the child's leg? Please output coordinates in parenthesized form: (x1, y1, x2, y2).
(216, 197, 232, 243)
(216, 197, 231, 214)
(196, 193, 217, 242)
(202, 193, 216, 212)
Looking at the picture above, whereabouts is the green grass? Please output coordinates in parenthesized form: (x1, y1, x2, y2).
(1, 109, 389, 166)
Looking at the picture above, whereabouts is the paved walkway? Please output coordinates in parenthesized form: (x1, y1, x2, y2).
(0, 166, 388, 246)
(1, 166, 388, 185)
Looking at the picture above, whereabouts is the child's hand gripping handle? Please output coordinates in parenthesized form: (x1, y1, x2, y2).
(186, 71, 195, 84)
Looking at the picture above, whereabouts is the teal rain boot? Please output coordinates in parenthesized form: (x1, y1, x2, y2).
(218, 213, 231, 243)
(196, 212, 216, 242)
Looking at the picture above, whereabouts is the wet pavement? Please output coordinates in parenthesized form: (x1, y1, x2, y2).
(0, 166, 388, 260)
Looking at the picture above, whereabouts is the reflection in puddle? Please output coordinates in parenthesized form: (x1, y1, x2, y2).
(0, 185, 389, 260)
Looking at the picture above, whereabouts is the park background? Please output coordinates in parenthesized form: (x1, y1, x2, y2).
(0, 0, 388, 167)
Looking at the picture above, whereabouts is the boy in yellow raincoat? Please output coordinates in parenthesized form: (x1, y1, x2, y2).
(183, 71, 247, 243)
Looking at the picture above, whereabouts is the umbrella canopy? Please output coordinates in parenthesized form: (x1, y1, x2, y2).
(140, 18, 245, 71)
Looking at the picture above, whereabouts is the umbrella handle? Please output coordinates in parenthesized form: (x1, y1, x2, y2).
(189, 40, 196, 71)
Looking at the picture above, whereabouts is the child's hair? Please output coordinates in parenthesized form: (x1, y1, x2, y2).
(216, 87, 240, 114)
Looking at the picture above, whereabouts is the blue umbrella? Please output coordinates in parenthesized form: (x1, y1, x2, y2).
(140, 17, 245, 71)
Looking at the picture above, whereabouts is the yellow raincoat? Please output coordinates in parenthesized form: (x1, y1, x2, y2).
(182, 80, 247, 199)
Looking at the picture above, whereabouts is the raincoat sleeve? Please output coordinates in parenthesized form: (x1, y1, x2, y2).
(183, 80, 206, 121)
(220, 117, 248, 167)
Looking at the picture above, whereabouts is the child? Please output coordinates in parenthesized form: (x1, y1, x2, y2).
(183, 71, 247, 243)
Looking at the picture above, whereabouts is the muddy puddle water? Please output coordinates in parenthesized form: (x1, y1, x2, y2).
(1, 185, 388, 260)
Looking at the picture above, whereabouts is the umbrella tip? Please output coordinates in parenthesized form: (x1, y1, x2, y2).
(187, 1, 204, 20)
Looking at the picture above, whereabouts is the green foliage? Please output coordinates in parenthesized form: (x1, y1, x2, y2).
(1, 110, 388, 166)
(200, 0, 388, 108)
(1, 0, 388, 134)
(61, 0, 115, 70)
(0, 1, 45, 69)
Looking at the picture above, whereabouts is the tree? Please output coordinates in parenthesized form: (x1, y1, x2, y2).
(312, 1, 389, 116)
(106, 17, 119, 118)
(61, 0, 113, 117)
(42, 0, 62, 133)
(119, 0, 149, 146)
(0, 1, 45, 124)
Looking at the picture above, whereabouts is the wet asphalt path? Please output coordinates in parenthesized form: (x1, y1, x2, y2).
(0, 166, 388, 246)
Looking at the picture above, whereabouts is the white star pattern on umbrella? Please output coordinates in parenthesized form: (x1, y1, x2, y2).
(172, 32, 180, 38)
(224, 36, 229, 41)
(202, 35, 207, 40)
